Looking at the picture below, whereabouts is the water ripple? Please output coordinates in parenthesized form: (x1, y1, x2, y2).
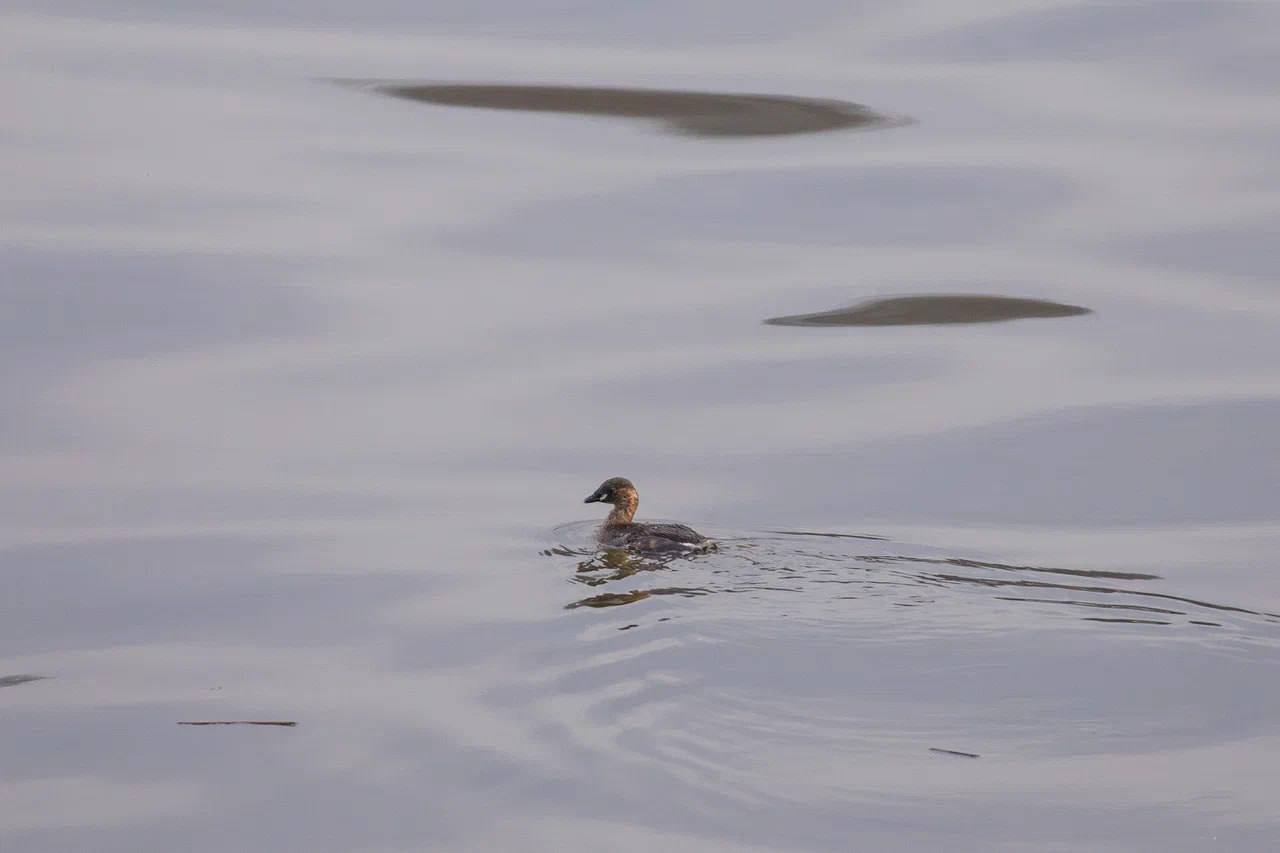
(546, 524, 1280, 641)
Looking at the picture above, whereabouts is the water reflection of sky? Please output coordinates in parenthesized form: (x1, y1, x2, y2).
(3, 1, 1280, 850)
(444, 165, 1067, 255)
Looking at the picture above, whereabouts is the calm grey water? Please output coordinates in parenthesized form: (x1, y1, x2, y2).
(3, 2, 1280, 850)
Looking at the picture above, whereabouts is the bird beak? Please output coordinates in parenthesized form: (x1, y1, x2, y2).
(584, 490, 604, 504)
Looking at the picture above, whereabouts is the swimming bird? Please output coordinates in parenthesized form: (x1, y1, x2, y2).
(583, 477, 711, 553)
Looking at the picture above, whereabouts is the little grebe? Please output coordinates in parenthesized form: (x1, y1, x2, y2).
(583, 477, 711, 553)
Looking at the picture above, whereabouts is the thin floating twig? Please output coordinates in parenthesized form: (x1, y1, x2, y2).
(177, 720, 297, 727)
(929, 747, 980, 758)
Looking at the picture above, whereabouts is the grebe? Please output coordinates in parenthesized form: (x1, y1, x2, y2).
(583, 477, 711, 553)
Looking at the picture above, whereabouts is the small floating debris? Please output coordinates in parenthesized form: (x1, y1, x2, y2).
(0, 674, 46, 688)
(348, 81, 902, 138)
(929, 747, 981, 758)
(177, 720, 297, 727)
(765, 294, 1091, 327)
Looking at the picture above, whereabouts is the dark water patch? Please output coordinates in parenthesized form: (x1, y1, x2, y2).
(765, 294, 1091, 327)
(357, 82, 901, 138)
(0, 674, 46, 688)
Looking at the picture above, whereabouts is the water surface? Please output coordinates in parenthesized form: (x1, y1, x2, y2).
(2, 2, 1280, 851)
